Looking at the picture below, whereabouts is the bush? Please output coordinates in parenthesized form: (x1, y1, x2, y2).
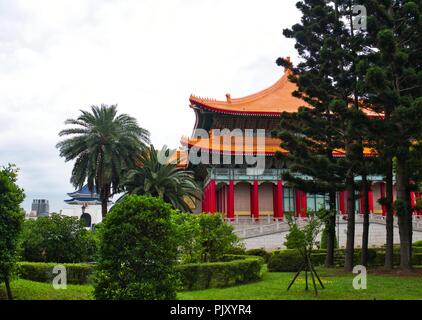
(177, 255, 263, 291)
(319, 226, 338, 250)
(412, 253, 422, 265)
(357, 248, 378, 266)
(93, 195, 179, 300)
(18, 262, 94, 284)
(245, 249, 271, 263)
(19, 214, 97, 263)
(197, 213, 241, 262)
(413, 240, 422, 247)
(172, 213, 242, 263)
(268, 250, 326, 272)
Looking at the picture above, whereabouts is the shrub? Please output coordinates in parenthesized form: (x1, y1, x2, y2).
(19, 214, 97, 263)
(245, 249, 271, 263)
(268, 250, 326, 272)
(356, 248, 378, 266)
(93, 195, 179, 300)
(319, 226, 338, 250)
(18, 262, 94, 284)
(172, 213, 242, 263)
(268, 250, 300, 272)
(413, 240, 422, 247)
(177, 255, 263, 291)
(197, 213, 241, 262)
(412, 253, 422, 265)
(226, 246, 247, 255)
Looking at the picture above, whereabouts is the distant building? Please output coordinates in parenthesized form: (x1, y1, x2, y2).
(31, 199, 50, 216)
(61, 184, 112, 227)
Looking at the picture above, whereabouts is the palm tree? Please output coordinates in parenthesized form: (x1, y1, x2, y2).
(57, 104, 150, 217)
(123, 145, 200, 212)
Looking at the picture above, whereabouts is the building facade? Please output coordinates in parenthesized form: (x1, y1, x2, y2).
(180, 61, 421, 220)
(31, 199, 50, 217)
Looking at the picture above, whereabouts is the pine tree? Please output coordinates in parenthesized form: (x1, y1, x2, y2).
(278, 0, 370, 271)
(361, 0, 422, 271)
(274, 58, 345, 267)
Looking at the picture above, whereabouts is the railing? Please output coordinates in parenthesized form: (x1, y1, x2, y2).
(229, 213, 422, 239)
(232, 220, 290, 239)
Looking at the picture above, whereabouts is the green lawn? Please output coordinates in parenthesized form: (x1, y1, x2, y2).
(2, 268, 422, 300)
(178, 268, 422, 300)
(0, 279, 93, 300)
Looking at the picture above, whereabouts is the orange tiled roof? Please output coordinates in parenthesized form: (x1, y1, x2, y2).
(190, 66, 382, 118)
(189, 68, 304, 116)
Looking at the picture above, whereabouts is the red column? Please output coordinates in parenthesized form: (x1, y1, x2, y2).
(345, 191, 349, 215)
(415, 192, 422, 215)
(295, 190, 302, 217)
(300, 191, 307, 217)
(339, 191, 346, 215)
(251, 180, 259, 220)
(227, 180, 235, 220)
(209, 180, 216, 214)
(411, 191, 416, 216)
(277, 180, 283, 219)
(380, 183, 386, 216)
(368, 186, 374, 213)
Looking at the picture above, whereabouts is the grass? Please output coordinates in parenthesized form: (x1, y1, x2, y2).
(0, 279, 93, 300)
(177, 267, 422, 300)
(1, 267, 422, 300)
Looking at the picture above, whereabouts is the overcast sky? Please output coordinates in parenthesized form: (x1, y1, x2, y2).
(0, 0, 301, 212)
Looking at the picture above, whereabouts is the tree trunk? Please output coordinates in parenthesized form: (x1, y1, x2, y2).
(5, 276, 13, 300)
(325, 191, 337, 267)
(385, 158, 394, 270)
(100, 186, 110, 219)
(344, 173, 355, 272)
(361, 175, 370, 266)
(396, 156, 412, 272)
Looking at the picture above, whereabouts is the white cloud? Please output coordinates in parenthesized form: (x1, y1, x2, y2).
(0, 0, 300, 212)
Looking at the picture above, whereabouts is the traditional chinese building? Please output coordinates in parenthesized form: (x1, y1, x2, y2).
(181, 60, 421, 220)
(61, 184, 110, 227)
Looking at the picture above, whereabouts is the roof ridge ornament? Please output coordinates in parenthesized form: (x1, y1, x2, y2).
(225, 93, 232, 103)
(285, 56, 291, 73)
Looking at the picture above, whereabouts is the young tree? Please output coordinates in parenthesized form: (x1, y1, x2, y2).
(57, 104, 150, 218)
(0, 164, 25, 300)
(285, 210, 326, 296)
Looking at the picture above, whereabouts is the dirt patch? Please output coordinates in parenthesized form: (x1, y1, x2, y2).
(368, 267, 422, 277)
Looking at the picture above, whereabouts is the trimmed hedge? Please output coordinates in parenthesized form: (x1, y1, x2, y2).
(268, 250, 326, 272)
(177, 255, 264, 291)
(267, 247, 422, 271)
(18, 262, 94, 284)
(245, 249, 271, 263)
